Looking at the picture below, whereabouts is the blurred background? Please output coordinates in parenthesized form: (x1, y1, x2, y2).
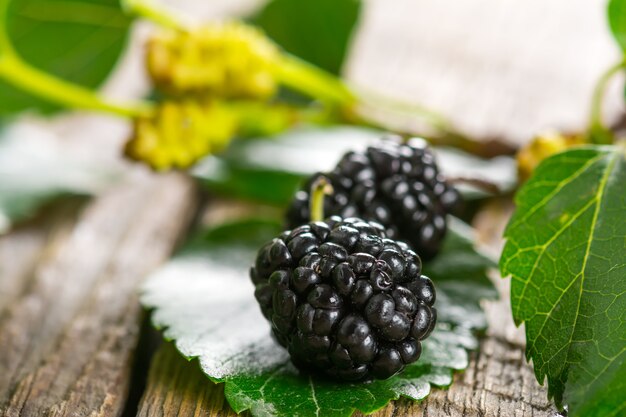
(0, 0, 624, 415)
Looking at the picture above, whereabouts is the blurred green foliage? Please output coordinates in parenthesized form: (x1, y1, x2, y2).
(608, 0, 626, 52)
(0, 0, 132, 115)
(251, 0, 361, 75)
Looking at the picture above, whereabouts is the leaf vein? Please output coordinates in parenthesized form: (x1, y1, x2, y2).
(507, 153, 606, 232)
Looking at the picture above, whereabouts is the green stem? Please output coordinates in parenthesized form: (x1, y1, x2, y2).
(355, 87, 455, 134)
(275, 54, 357, 107)
(309, 176, 333, 222)
(0, 53, 152, 118)
(273, 53, 462, 140)
(230, 101, 336, 137)
(275, 62, 484, 153)
(122, 0, 186, 30)
(589, 59, 626, 143)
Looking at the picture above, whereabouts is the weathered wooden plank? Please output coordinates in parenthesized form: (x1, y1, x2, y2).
(136, 343, 239, 417)
(0, 202, 83, 315)
(0, 173, 197, 417)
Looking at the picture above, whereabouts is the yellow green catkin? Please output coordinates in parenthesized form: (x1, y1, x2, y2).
(517, 131, 584, 181)
(146, 21, 280, 99)
(124, 100, 237, 170)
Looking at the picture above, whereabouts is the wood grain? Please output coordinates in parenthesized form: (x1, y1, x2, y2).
(0, 202, 83, 316)
(0, 173, 197, 417)
(136, 343, 239, 417)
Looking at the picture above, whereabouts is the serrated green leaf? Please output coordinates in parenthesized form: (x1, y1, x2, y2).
(193, 126, 517, 205)
(141, 217, 496, 417)
(500, 145, 626, 416)
(250, 0, 361, 75)
(608, 0, 626, 52)
(0, 122, 116, 233)
(0, 0, 132, 115)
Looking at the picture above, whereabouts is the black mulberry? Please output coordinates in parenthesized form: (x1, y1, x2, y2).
(286, 137, 461, 260)
(250, 216, 437, 381)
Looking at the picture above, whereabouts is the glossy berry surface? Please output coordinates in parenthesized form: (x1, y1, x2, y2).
(286, 137, 461, 260)
(250, 217, 437, 381)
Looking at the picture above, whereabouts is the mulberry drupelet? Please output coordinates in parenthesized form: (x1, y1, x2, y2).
(250, 216, 437, 381)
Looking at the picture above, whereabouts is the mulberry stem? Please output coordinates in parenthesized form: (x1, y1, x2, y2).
(0, 53, 153, 118)
(275, 54, 357, 107)
(355, 87, 454, 135)
(122, 0, 188, 30)
(309, 176, 334, 222)
(588, 59, 626, 144)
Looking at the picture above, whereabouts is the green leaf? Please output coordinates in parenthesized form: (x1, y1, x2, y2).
(193, 157, 305, 206)
(0, 122, 116, 233)
(0, 0, 132, 115)
(500, 145, 626, 416)
(193, 126, 517, 205)
(250, 0, 361, 75)
(608, 0, 626, 52)
(141, 217, 496, 417)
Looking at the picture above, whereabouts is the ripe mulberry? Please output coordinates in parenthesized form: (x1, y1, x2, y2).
(250, 216, 437, 381)
(286, 137, 461, 260)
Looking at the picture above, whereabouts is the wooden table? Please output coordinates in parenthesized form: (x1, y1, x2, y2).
(0, 1, 620, 415)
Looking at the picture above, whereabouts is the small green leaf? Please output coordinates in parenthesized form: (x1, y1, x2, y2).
(141, 217, 496, 417)
(0, 0, 132, 115)
(193, 126, 517, 204)
(500, 145, 626, 416)
(608, 0, 626, 52)
(0, 122, 116, 233)
(250, 0, 361, 75)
